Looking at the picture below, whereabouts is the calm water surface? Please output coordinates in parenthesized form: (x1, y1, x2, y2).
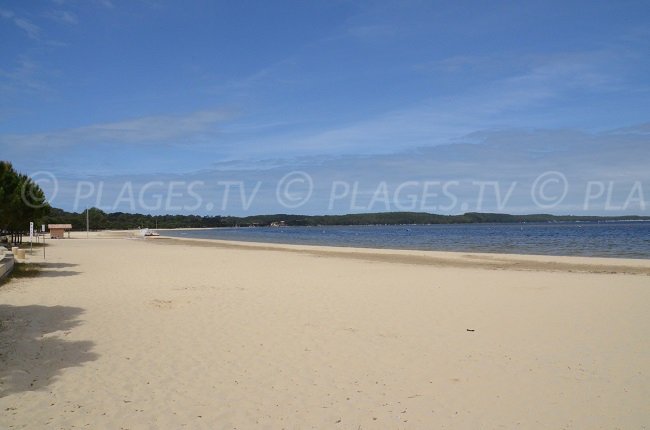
(161, 222, 650, 259)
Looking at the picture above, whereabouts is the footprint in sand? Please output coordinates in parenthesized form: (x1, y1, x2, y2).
(149, 299, 174, 309)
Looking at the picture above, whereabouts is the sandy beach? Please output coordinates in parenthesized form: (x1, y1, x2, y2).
(1, 233, 649, 429)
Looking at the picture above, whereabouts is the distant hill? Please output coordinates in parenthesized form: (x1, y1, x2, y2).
(42, 208, 650, 231)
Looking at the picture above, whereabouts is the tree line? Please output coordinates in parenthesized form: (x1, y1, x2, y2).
(0, 161, 50, 243)
(42, 207, 650, 231)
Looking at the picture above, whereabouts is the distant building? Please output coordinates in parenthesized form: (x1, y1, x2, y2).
(49, 224, 72, 239)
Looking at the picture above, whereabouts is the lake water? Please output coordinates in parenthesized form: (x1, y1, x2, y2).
(161, 221, 650, 259)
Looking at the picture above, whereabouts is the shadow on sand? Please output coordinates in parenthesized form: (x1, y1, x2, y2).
(4, 262, 81, 282)
(0, 304, 98, 397)
(36, 270, 81, 278)
(37, 262, 79, 269)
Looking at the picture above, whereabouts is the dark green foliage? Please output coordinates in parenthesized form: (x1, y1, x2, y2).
(0, 161, 50, 234)
(42, 208, 650, 230)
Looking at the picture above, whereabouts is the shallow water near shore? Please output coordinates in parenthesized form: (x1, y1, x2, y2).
(161, 221, 650, 259)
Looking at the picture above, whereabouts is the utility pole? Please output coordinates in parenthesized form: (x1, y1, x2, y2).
(86, 207, 89, 239)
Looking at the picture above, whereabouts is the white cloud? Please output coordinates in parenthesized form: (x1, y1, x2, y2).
(14, 18, 41, 39)
(1, 10, 41, 40)
(96, 0, 114, 9)
(44, 10, 78, 25)
(0, 56, 50, 94)
(251, 48, 633, 158)
(36, 124, 650, 216)
(346, 24, 396, 41)
(0, 109, 236, 149)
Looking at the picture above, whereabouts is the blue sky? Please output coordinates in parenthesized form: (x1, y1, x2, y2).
(1, 0, 649, 215)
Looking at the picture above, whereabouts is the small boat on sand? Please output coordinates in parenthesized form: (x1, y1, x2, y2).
(140, 228, 160, 237)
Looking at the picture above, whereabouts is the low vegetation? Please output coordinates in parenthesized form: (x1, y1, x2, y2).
(0, 262, 42, 287)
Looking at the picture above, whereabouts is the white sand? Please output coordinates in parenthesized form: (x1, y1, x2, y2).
(1, 233, 649, 428)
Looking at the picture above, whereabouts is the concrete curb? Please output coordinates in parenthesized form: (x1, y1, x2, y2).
(0, 250, 15, 283)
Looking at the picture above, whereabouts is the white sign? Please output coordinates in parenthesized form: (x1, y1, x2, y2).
(29, 222, 34, 241)
(42, 224, 45, 232)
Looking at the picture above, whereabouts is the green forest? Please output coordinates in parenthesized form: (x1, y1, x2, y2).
(43, 207, 650, 231)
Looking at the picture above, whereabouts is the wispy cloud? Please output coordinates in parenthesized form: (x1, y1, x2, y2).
(213, 124, 650, 214)
(50, 0, 113, 9)
(609, 122, 650, 135)
(36, 123, 650, 216)
(208, 57, 301, 97)
(292, 46, 639, 156)
(421, 55, 492, 73)
(345, 24, 397, 42)
(0, 109, 236, 148)
(43, 9, 78, 25)
(0, 56, 50, 95)
(2, 45, 637, 165)
(1, 9, 41, 40)
(129, 44, 642, 166)
(95, 0, 114, 9)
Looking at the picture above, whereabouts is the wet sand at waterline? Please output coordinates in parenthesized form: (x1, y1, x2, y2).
(1, 231, 649, 428)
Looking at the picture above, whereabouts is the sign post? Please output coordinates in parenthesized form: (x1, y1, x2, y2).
(42, 224, 46, 259)
(29, 221, 34, 254)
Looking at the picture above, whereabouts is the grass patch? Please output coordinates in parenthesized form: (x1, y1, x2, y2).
(11, 263, 43, 278)
(26, 242, 49, 249)
(0, 263, 42, 286)
(2, 242, 49, 249)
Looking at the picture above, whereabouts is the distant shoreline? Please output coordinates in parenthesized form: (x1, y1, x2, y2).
(44, 208, 650, 230)
(154, 218, 650, 231)
(148, 234, 650, 275)
(43, 208, 650, 231)
(157, 222, 650, 261)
